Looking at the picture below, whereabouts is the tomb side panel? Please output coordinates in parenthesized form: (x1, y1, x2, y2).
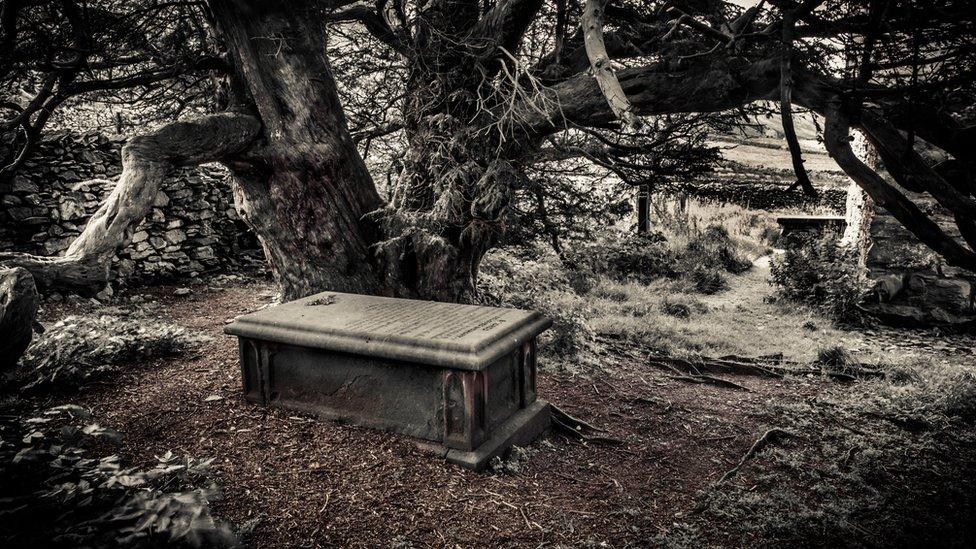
(267, 345, 444, 442)
(484, 352, 521, 433)
(239, 338, 270, 405)
(520, 339, 538, 407)
(442, 370, 488, 451)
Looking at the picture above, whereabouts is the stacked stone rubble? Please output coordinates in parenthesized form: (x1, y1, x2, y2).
(0, 131, 262, 286)
(843, 183, 975, 325)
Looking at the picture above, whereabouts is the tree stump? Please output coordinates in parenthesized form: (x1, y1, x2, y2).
(0, 267, 40, 371)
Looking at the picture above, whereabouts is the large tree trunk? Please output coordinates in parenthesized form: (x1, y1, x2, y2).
(211, 0, 502, 302)
(209, 0, 394, 301)
(379, 0, 516, 302)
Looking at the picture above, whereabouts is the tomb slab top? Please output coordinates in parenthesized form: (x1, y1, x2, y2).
(224, 291, 551, 370)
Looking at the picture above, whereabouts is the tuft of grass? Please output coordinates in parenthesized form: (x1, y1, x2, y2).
(881, 359, 924, 385)
(591, 285, 630, 302)
(659, 296, 708, 319)
(813, 344, 860, 375)
(679, 225, 754, 275)
(660, 298, 693, 319)
(690, 266, 729, 294)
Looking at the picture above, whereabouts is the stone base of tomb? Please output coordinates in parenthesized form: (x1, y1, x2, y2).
(441, 399, 551, 470)
(235, 337, 550, 470)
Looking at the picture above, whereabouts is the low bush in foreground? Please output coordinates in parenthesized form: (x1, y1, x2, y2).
(17, 314, 207, 391)
(0, 404, 237, 548)
(877, 358, 976, 426)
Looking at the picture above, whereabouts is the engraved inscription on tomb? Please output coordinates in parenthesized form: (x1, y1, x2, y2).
(341, 300, 512, 341)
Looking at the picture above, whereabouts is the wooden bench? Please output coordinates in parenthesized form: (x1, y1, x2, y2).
(776, 215, 847, 240)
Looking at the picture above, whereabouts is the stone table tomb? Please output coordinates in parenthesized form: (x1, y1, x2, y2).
(224, 291, 552, 470)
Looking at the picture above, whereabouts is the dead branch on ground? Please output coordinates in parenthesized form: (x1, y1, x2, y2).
(719, 428, 794, 483)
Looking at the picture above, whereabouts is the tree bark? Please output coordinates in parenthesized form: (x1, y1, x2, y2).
(859, 112, 976, 219)
(209, 0, 392, 301)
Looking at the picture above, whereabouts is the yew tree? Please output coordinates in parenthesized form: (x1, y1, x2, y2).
(1, 0, 974, 303)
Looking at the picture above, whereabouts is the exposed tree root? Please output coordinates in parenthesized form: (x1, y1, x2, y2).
(665, 372, 752, 392)
(719, 428, 794, 484)
(550, 404, 624, 445)
(596, 335, 884, 382)
(658, 353, 883, 382)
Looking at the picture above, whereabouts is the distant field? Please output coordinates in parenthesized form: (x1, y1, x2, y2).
(714, 138, 845, 176)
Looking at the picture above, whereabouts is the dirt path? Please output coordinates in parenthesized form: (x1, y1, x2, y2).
(634, 254, 873, 362)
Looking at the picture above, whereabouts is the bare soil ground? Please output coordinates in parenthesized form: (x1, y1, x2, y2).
(30, 274, 976, 548)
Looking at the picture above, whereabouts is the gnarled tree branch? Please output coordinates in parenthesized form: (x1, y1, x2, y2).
(860, 111, 976, 219)
(0, 112, 262, 294)
(583, 0, 640, 127)
(823, 103, 976, 272)
(779, 10, 816, 197)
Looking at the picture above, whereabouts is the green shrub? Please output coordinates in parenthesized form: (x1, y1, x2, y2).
(677, 225, 753, 275)
(562, 230, 675, 285)
(479, 248, 595, 358)
(564, 266, 599, 295)
(770, 231, 867, 322)
(0, 405, 237, 547)
(18, 315, 207, 391)
(690, 266, 728, 294)
(544, 225, 753, 294)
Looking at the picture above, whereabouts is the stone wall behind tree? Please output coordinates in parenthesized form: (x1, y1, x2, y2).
(0, 132, 262, 288)
(856, 182, 976, 326)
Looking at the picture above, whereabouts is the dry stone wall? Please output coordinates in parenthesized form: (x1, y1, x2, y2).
(848, 182, 976, 326)
(0, 132, 262, 287)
